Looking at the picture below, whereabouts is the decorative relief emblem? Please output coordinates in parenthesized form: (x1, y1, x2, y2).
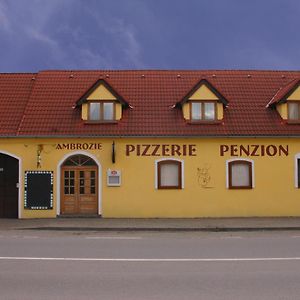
(197, 164, 212, 188)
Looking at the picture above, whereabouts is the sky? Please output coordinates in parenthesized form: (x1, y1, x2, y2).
(0, 0, 299, 72)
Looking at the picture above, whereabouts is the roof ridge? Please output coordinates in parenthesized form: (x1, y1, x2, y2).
(266, 78, 300, 107)
(34, 69, 300, 73)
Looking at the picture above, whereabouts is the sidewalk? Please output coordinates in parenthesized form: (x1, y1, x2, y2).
(1, 217, 300, 232)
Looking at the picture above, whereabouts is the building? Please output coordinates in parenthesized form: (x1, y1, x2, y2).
(1, 70, 300, 219)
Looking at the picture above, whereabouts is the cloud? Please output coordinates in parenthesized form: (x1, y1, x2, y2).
(0, 1, 11, 32)
(86, 8, 145, 68)
(107, 19, 144, 68)
(232, 40, 295, 70)
(76, 48, 114, 69)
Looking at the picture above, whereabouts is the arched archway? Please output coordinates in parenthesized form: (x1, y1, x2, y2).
(0, 152, 20, 218)
(59, 153, 100, 216)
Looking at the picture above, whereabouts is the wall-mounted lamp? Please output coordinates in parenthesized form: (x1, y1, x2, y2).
(112, 141, 116, 164)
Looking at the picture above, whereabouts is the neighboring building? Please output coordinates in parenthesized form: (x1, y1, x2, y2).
(1, 70, 300, 218)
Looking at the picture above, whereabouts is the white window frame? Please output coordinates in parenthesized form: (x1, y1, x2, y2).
(155, 158, 184, 189)
(190, 101, 216, 121)
(88, 101, 115, 121)
(226, 158, 255, 189)
(294, 153, 300, 188)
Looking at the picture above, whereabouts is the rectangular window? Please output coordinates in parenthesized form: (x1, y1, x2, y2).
(157, 160, 182, 189)
(88, 102, 115, 121)
(204, 102, 215, 120)
(89, 103, 100, 121)
(288, 102, 300, 120)
(190, 101, 216, 121)
(228, 160, 252, 189)
(103, 103, 114, 120)
(191, 102, 202, 120)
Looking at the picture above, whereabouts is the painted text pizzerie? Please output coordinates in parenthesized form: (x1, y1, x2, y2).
(126, 144, 197, 156)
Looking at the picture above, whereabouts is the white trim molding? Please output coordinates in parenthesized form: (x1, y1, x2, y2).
(294, 153, 300, 188)
(56, 151, 102, 216)
(0, 150, 22, 219)
(154, 158, 184, 189)
(225, 158, 255, 189)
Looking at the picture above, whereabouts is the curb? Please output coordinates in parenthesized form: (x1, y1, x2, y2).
(19, 226, 300, 232)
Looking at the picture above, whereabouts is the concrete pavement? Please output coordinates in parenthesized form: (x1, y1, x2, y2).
(1, 217, 300, 232)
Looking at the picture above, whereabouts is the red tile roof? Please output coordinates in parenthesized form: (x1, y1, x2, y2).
(2, 70, 300, 137)
(267, 78, 300, 107)
(0, 73, 36, 136)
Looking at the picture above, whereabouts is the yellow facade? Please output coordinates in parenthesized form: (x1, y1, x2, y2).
(287, 86, 300, 100)
(188, 84, 219, 100)
(276, 103, 288, 119)
(86, 84, 117, 100)
(2, 137, 300, 218)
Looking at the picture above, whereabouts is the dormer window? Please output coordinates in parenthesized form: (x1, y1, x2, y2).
(89, 102, 115, 121)
(267, 79, 300, 123)
(191, 101, 216, 121)
(76, 78, 129, 124)
(176, 79, 228, 124)
(288, 102, 300, 121)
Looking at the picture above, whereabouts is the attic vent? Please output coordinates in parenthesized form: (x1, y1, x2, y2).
(281, 75, 286, 78)
(106, 74, 110, 78)
(212, 74, 216, 78)
(247, 74, 251, 78)
(69, 74, 74, 78)
(31, 77, 36, 80)
(177, 74, 181, 78)
(141, 74, 145, 78)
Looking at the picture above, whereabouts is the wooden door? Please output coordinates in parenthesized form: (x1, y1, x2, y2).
(61, 167, 98, 215)
(0, 154, 19, 218)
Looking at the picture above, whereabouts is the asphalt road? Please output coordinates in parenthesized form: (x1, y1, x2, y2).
(1, 230, 300, 299)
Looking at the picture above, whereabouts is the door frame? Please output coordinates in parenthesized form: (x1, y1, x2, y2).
(57, 151, 102, 216)
(0, 151, 22, 219)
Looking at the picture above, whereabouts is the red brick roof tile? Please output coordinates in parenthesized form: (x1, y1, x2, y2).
(267, 78, 300, 107)
(0, 73, 36, 136)
(2, 70, 300, 137)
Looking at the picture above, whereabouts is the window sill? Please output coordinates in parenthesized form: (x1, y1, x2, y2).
(186, 120, 222, 125)
(157, 186, 182, 190)
(84, 120, 118, 124)
(228, 186, 253, 189)
(286, 120, 300, 124)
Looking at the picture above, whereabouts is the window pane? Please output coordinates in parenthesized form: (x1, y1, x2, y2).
(89, 103, 100, 120)
(231, 162, 250, 187)
(160, 163, 179, 187)
(204, 103, 215, 120)
(288, 103, 299, 120)
(191, 102, 201, 120)
(108, 176, 120, 185)
(103, 103, 114, 120)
